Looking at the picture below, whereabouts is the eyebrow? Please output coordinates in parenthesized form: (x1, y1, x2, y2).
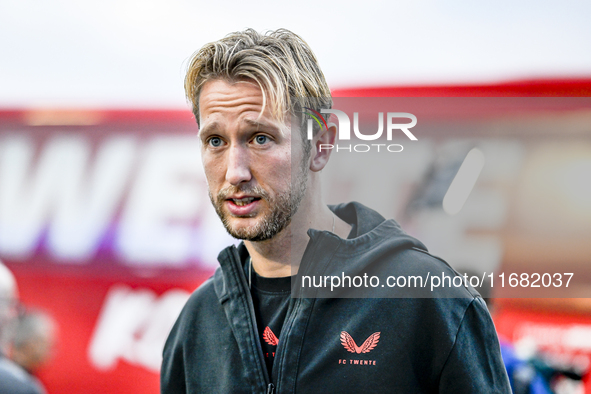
(243, 118, 280, 131)
(198, 122, 219, 137)
(198, 118, 284, 138)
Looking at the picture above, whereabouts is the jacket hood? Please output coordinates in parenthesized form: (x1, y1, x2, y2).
(327, 201, 426, 250)
(302, 201, 427, 269)
(292, 201, 441, 297)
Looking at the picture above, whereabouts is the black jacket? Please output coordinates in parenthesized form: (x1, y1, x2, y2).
(0, 354, 45, 394)
(161, 202, 511, 393)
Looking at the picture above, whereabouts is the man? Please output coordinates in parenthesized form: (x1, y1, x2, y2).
(10, 311, 56, 377)
(0, 261, 46, 394)
(161, 29, 511, 393)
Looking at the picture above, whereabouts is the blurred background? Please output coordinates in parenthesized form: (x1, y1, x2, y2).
(1, 0, 591, 393)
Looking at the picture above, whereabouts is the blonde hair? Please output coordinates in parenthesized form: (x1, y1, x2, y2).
(184, 28, 332, 129)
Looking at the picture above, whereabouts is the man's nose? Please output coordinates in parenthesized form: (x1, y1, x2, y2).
(225, 145, 252, 185)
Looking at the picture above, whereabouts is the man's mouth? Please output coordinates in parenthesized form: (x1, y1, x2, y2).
(228, 197, 261, 206)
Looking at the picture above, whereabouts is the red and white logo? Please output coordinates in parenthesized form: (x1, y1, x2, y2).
(263, 326, 279, 346)
(340, 331, 380, 354)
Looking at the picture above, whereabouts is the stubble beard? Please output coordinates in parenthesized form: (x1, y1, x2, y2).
(210, 169, 308, 242)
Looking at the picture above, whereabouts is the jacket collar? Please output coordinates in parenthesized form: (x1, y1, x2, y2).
(213, 201, 427, 300)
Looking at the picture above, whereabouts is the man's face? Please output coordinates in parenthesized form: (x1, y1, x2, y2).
(198, 79, 308, 241)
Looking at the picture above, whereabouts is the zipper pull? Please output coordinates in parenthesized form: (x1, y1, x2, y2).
(266, 383, 275, 394)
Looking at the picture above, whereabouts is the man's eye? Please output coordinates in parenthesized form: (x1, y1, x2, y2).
(254, 135, 268, 145)
(208, 137, 223, 147)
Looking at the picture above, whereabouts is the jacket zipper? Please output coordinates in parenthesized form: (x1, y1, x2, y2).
(270, 233, 327, 392)
(234, 252, 273, 391)
(271, 296, 302, 392)
(244, 289, 272, 390)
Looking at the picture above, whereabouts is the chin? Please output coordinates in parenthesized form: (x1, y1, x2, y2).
(225, 217, 263, 238)
(224, 215, 289, 242)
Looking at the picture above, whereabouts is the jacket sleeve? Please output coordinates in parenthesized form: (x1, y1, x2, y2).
(438, 297, 512, 393)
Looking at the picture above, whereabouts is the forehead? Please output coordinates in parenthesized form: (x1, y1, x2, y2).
(198, 79, 289, 130)
(199, 79, 263, 115)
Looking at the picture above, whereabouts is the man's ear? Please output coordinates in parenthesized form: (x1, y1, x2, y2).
(310, 122, 337, 172)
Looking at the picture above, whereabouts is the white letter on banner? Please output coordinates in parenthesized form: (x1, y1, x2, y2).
(47, 136, 136, 260)
(88, 285, 190, 372)
(116, 136, 204, 265)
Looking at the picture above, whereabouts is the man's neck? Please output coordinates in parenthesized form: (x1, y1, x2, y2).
(244, 204, 351, 278)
